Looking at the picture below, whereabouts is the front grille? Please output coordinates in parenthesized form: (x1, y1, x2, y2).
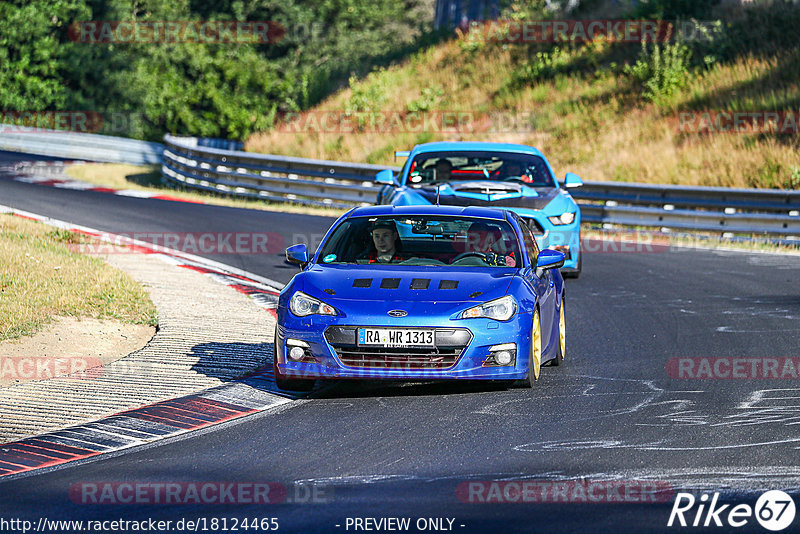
(333, 347, 462, 369)
(325, 326, 471, 370)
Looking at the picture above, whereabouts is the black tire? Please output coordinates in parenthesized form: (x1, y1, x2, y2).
(273, 325, 316, 392)
(517, 308, 542, 388)
(562, 250, 582, 279)
(551, 297, 565, 366)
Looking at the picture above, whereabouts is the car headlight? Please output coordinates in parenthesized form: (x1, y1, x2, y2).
(290, 291, 336, 317)
(548, 212, 576, 225)
(461, 295, 517, 321)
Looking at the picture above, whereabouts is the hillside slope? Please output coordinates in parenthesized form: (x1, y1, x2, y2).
(247, 3, 799, 189)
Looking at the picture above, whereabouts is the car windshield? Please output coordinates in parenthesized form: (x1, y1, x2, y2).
(405, 151, 555, 188)
(317, 215, 522, 267)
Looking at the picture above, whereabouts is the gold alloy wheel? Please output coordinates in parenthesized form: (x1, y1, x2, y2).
(558, 300, 566, 362)
(531, 309, 542, 380)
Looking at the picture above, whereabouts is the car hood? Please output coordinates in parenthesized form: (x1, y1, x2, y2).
(300, 264, 515, 305)
(415, 181, 561, 210)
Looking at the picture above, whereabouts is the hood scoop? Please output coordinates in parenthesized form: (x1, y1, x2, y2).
(355, 277, 457, 290)
(380, 278, 401, 289)
(410, 278, 431, 290)
(450, 181, 522, 195)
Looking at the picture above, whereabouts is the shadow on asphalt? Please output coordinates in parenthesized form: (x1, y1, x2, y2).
(187, 341, 531, 401)
(305, 379, 514, 399)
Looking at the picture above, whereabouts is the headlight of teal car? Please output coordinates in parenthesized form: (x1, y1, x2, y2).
(461, 295, 517, 321)
(290, 291, 337, 317)
(548, 212, 576, 225)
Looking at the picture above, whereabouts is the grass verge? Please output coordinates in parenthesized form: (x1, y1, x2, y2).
(0, 214, 158, 341)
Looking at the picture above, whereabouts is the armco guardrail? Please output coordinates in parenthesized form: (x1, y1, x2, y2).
(162, 134, 391, 208)
(163, 134, 800, 236)
(0, 127, 163, 165)
(573, 181, 800, 213)
(3, 127, 795, 235)
(574, 184, 800, 235)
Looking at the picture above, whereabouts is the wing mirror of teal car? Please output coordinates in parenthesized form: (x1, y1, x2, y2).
(375, 169, 396, 186)
(536, 249, 566, 272)
(563, 172, 583, 189)
(285, 244, 309, 268)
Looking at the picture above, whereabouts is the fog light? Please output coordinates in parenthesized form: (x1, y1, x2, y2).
(494, 350, 513, 366)
(288, 346, 305, 361)
(286, 339, 310, 362)
(485, 343, 517, 367)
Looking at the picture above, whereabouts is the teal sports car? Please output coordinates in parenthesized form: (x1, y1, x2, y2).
(375, 142, 584, 277)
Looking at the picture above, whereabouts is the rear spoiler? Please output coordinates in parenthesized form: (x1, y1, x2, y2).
(394, 151, 410, 160)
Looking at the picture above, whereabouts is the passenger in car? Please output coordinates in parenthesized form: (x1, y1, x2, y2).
(466, 222, 516, 267)
(434, 159, 453, 182)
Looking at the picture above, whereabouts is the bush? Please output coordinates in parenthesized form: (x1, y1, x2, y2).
(407, 86, 444, 112)
(624, 40, 691, 104)
(346, 74, 387, 113)
(511, 47, 574, 85)
(0, 0, 435, 141)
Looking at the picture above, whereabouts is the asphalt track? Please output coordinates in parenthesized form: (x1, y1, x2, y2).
(1, 158, 799, 533)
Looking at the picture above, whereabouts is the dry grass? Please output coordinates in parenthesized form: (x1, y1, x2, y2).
(0, 214, 158, 341)
(246, 37, 800, 190)
(64, 164, 349, 218)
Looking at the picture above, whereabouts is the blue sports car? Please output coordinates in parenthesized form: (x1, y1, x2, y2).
(274, 204, 567, 391)
(375, 142, 584, 277)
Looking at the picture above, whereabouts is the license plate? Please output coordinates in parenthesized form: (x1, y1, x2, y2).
(358, 328, 434, 347)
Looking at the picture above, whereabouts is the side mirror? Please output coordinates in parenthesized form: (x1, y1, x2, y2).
(375, 169, 396, 186)
(564, 172, 583, 189)
(285, 244, 309, 268)
(536, 249, 566, 270)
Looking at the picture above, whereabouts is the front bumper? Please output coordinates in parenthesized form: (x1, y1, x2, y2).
(275, 311, 532, 381)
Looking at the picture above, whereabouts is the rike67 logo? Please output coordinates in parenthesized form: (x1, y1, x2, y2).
(668, 490, 796, 531)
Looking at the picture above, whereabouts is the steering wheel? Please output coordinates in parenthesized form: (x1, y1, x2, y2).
(450, 251, 489, 264)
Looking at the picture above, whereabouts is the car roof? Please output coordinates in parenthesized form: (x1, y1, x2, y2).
(409, 141, 545, 158)
(348, 204, 510, 222)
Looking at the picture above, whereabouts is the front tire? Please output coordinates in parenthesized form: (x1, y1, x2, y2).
(518, 308, 542, 388)
(551, 298, 565, 366)
(562, 250, 582, 279)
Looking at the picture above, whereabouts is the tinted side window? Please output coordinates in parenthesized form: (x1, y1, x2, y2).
(516, 217, 539, 266)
